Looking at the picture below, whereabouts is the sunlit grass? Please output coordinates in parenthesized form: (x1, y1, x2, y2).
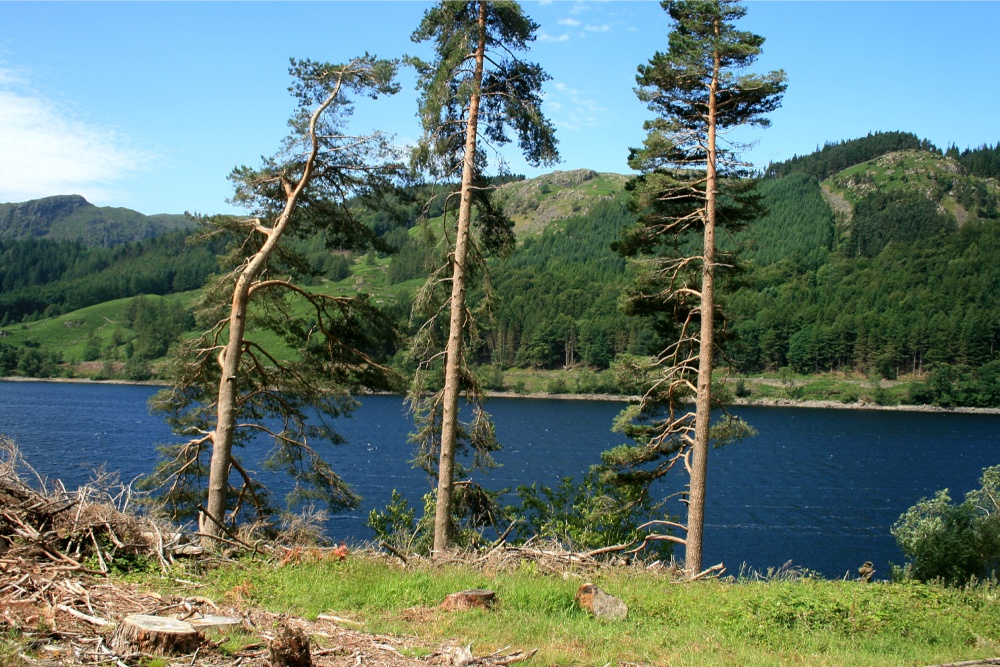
(163, 555, 1000, 667)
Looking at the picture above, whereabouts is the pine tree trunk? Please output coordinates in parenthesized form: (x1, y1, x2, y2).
(686, 44, 721, 579)
(433, 0, 487, 555)
(202, 83, 338, 543)
(203, 278, 252, 540)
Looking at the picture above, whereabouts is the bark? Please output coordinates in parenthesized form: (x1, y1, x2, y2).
(202, 77, 344, 544)
(685, 37, 721, 579)
(433, 0, 487, 555)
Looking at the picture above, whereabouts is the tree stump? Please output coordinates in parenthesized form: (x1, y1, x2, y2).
(268, 622, 312, 667)
(440, 589, 496, 611)
(184, 614, 241, 631)
(110, 615, 200, 656)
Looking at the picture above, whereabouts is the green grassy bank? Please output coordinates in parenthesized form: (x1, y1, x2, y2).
(154, 555, 1000, 666)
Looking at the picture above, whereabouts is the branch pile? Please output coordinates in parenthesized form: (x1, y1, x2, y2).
(0, 435, 165, 579)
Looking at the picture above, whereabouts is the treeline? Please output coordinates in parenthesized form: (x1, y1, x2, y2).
(765, 131, 932, 181)
(847, 189, 958, 257)
(766, 131, 1000, 183)
(5, 135, 1000, 408)
(0, 232, 221, 324)
(948, 142, 1000, 179)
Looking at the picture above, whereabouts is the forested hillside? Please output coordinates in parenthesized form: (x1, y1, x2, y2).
(3, 133, 1000, 406)
(0, 233, 221, 324)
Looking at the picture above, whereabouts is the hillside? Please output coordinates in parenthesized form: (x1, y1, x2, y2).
(497, 169, 629, 236)
(0, 195, 194, 247)
(4, 133, 1000, 407)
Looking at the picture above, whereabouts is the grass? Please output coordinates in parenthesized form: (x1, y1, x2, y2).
(727, 370, 921, 407)
(498, 367, 619, 396)
(4, 293, 196, 371)
(145, 555, 1000, 666)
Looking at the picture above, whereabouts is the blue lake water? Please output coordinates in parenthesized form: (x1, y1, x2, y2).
(1, 380, 998, 578)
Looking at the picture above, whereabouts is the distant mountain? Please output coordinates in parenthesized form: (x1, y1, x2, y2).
(0, 195, 194, 247)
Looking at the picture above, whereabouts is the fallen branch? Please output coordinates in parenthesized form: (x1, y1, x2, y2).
(689, 562, 725, 581)
(56, 604, 110, 627)
(378, 541, 408, 565)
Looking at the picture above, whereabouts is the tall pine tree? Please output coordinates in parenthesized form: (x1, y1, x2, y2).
(408, 0, 558, 553)
(610, 0, 785, 576)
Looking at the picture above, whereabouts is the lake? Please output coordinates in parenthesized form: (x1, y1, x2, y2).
(1, 380, 998, 578)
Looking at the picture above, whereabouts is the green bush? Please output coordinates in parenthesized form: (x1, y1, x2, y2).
(734, 378, 752, 398)
(510, 470, 672, 556)
(892, 465, 1000, 585)
(544, 377, 568, 394)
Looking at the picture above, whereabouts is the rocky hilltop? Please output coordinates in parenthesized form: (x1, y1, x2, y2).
(0, 195, 193, 247)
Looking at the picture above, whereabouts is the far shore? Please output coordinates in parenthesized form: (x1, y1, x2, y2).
(5, 375, 1000, 415)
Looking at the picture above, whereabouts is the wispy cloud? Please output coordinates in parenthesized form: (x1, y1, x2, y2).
(557, 18, 582, 27)
(545, 82, 607, 131)
(585, 24, 611, 33)
(538, 30, 570, 43)
(0, 67, 154, 204)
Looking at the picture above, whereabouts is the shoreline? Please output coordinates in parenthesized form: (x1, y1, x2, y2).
(5, 376, 1000, 415)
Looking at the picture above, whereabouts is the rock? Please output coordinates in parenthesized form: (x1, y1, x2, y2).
(440, 589, 496, 611)
(575, 583, 628, 621)
(446, 644, 475, 667)
(110, 615, 200, 656)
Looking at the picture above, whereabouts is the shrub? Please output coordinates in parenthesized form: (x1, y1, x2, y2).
(892, 465, 1000, 585)
(544, 377, 568, 394)
(734, 378, 752, 398)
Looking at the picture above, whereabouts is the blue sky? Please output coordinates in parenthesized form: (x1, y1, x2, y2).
(1, 1, 997, 215)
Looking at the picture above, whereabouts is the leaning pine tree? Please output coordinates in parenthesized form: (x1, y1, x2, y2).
(407, 0, 558, 554)
(148, 56, 406, 543)
(605, 0, 785, 577)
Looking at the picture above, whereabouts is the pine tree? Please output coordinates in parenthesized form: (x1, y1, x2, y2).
(408, 0, 558, 553)
(148, 56, 406, 542)
(610, 0, 784, 577)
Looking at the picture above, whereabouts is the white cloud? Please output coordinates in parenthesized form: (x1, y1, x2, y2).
(557, 18, 582, 27)
(0, 67, 26, 86)
(544, 82, 607, 132)
(0, 70, 154, 204)
(538, 31, 570, 43)
(585, 24, 611, 33)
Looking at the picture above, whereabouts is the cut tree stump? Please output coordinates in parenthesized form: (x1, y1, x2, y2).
(268, 622, 312, 667)
(440, 589, 496, 611)
(110, 615, 200, 656)
(184, 614, 241, 631)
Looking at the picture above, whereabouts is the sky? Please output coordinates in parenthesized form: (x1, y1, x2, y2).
(0, 1, 998, 216)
